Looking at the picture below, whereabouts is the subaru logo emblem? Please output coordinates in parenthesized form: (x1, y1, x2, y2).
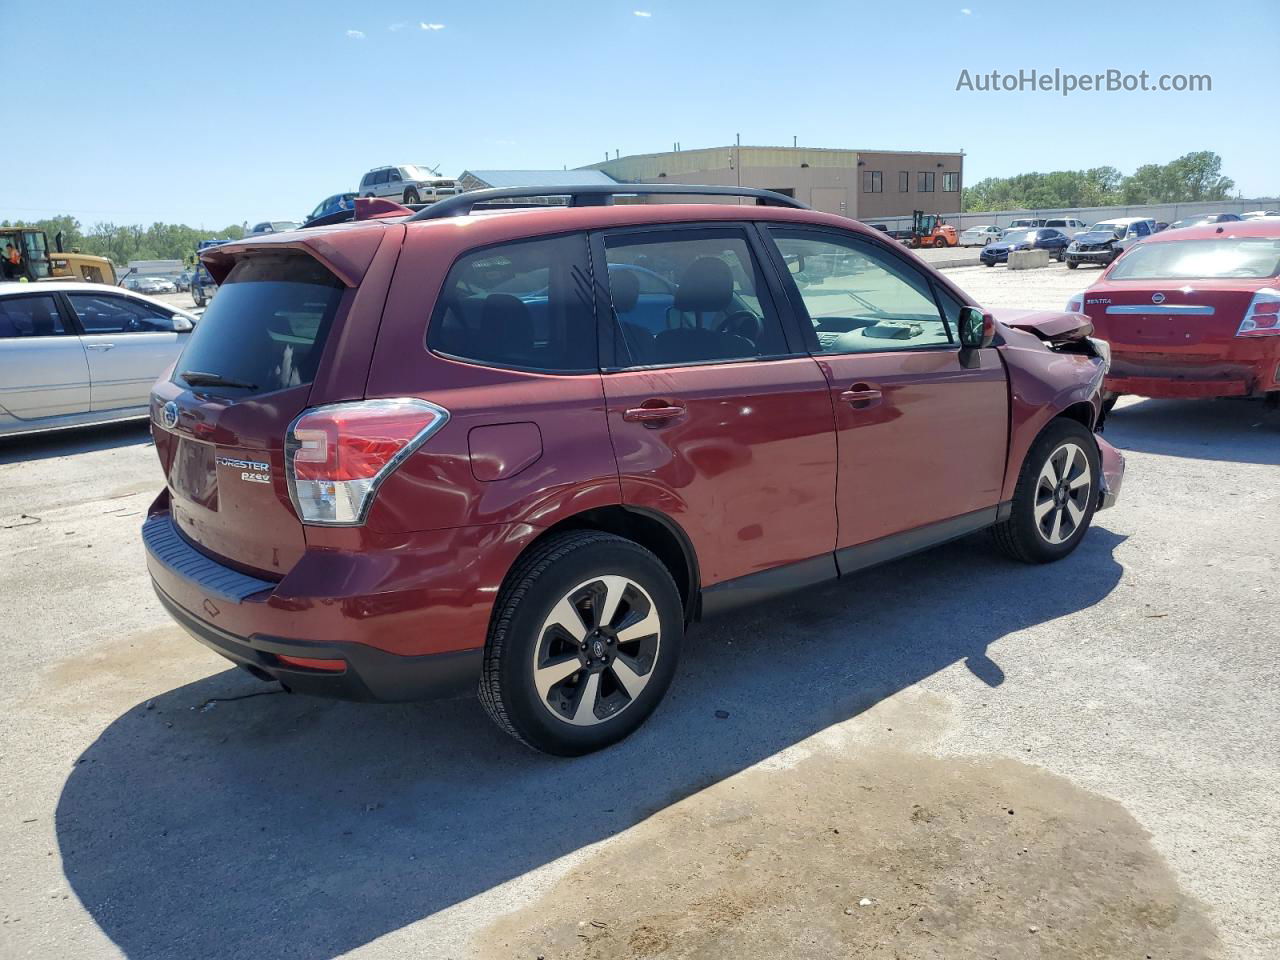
(1151, 292, 1166, 304)
(161, 401, 179, 429)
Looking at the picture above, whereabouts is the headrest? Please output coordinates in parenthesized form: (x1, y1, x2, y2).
(674, 256, 733, 314)
(480, 293, 533, 352)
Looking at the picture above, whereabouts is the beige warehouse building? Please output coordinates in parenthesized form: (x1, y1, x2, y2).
(581, 145, 963, 220)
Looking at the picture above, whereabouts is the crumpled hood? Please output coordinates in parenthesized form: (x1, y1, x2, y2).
(1075, 230, 1119, 244)
(990, 308, 1094, 342)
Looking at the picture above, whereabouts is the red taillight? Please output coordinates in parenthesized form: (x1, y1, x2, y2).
(1238, 288, 1280, 337)
(286, 399, 449, 525)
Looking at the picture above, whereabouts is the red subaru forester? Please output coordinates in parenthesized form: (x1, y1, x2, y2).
(144, 185, 1125, 755)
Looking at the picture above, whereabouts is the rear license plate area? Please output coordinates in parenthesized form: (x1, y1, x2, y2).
(169, 436, 218, 510)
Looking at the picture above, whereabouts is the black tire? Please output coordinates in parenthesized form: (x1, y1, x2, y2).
(1101, 391, 1120, 415)
(1067, 260, 1079, 270)
(985, 260, 995, 267)
(479, 530, 683, 755)
(992, 418, 1101, 564)
(404, 188, 420, 204)
(934, 236, 946, 248)
(193, 288, 205, 308)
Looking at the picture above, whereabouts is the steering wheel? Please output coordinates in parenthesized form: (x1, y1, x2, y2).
(716, 310, 763, 343)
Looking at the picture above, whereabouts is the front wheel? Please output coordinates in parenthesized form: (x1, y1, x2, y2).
(479, 530, 683, 755)
(404, 188, 420, 204)
(934, 236, 946, 248)
(992, 419, 1100, 564)
(1067, 260, 1079, 270)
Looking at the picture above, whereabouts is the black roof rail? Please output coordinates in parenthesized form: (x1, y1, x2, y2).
(405, 184, 809, 221)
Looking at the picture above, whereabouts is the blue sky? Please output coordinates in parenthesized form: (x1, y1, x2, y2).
(2, 0, 1275, 227)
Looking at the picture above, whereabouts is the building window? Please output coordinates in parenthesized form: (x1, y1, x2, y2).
(862, 170, 882, 194)
(899, 171, 909, 192)
(942, 172, 959, 192)
(918, 172, 935, 193)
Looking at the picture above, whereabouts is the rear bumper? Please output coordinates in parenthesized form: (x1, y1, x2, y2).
(154, 584, 481, 701)
(1096, 435, 1125, 511)
(1105, 350, 1279, 398)
(141, 507, 519, 702)
(1105, 374, 1252, 399)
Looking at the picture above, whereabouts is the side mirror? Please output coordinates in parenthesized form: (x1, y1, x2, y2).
(958, 306, 995, 349)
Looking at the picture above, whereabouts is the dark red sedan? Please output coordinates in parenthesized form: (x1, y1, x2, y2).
(1069, 220, 1280, 404)
(143, 185, 1124, 754)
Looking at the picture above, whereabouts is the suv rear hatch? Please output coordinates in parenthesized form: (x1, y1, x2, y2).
(151, 243, 370, 577)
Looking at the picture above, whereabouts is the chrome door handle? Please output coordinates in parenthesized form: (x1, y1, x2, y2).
(85, 343, 116, 351)
(839, 384, 883, 408)
(622, 402, 686, 425)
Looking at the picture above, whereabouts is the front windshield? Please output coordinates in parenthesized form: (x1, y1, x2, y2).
(404, 165, 436, 180)
(1092, 222, 1125, 238)
(1003, 230, 1034, 244)
(1108, 238, 1280, 280)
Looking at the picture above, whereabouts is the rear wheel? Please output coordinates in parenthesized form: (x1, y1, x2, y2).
(934, 236, 946, 248)
(479, 530, 683, 755)
(992, 419, 1100, 564)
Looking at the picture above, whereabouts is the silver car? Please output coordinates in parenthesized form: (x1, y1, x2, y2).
(358, 165, 461, 205)
(0, 282, 195, 438)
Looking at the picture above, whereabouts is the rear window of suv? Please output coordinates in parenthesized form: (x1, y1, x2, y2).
(173, 252, 345, 395)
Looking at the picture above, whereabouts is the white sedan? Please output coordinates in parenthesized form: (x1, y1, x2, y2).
(959, 225, 1002, 247)
(0, 281, 195, 438)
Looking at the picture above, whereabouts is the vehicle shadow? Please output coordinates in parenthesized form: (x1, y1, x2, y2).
(56, 527, 1125, 960)
(0, 420, 152, 465)
(1106, 397, 1280, 465)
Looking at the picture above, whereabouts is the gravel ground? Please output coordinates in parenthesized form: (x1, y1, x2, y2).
(0, 264, 1276, 960)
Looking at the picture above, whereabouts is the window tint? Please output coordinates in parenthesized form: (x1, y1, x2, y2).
(175, 252, 344, 396)
(0, 294, 66, 338)
(918, 171, 935, 193)
(388, 169, 402, 182)
(603, 231, 787, 367)
(373, 169, 389, 185)
(67, 294, 175, 333)
(768, 229, 953, 353)
(1134, 221, 1151, 236)
(862, 170, 882, 193)
(427, 234, 596, 373)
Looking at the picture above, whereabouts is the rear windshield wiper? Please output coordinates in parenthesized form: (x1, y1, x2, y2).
(180, 370, 258, 390)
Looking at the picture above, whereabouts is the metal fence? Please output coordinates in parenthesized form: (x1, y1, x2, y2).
(866, 198, 1279, 233)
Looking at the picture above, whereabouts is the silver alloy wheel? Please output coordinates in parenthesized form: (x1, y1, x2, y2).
(1034, 441, 1092, 545)
(532, 575, 661, 726)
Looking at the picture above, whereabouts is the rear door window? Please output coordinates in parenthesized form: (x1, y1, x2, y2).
(427, 233, 597, 373)
(0, 294, 67, 338)
(601, 229, 789, 367)
(173, 252, 345, 396)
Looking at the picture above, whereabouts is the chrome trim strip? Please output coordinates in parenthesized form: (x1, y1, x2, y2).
(1105, 304, 1215, 316)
